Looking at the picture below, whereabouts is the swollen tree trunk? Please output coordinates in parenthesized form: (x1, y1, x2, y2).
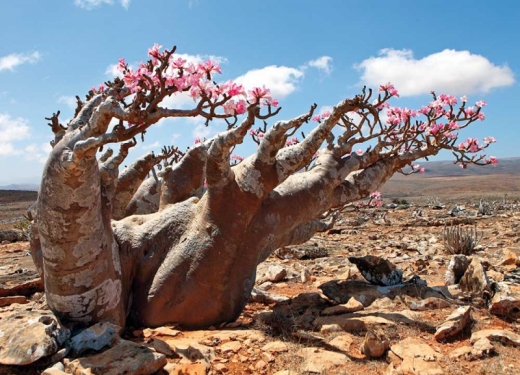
(31, 45, 493, 330)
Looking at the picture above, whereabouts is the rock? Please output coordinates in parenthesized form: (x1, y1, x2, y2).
(296, 347, 348, 373)
(301, 267, 311, 283)
(459, 257, 492, 295)
(66, 321, 120, 356)
(320, 324, 343, 334)
(143, 326, 180, 338)
(174, 343, 215, 366)
(170, 363, 207, 374)
(0, 277, 43, 298)
(470, 329, 520, 347)
(273, 371, 298, 375)
(275, 243, 329, 260)
(348, 255, 403, 286)
(487, 269, 504, 282)
(64, 339, 167, 375)
(449, 346, 473, 360)
(504, 268, 520, 283)
(42, 362, 67, 375)
(319, 279, 449, 307)
(328, 334, 354, 352)
(321, 297, 365, 315)
(0, 295, 29, 307)
(220, 340, 242, 354)
(0, 229, 26, 243)
(472, 337, 495, 357)
(147, 337, 177, 357)
(390, 337, 443, 375)
(249, 288, 290, 305)
(444, 255, 469, 285)
(407, 297, 451, 311)
(0, 310, 70, 365)
(264, 264, 287, 282)
(360, 330, 389, 358)
(489, 282, 520, 319)
(261, 341, 288, 353)
(501, 249, 520, 266)
(434, 306, 472, 341)
(255, 359, 267, 369)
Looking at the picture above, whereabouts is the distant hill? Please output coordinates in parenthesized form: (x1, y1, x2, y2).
(0, 184, 39, 191)
(382, 157, 520, 200)
(407, 157, 520, 178)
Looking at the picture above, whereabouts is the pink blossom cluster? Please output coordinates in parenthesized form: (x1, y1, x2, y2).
(412, 164, 426, 174)
(116, 44, 278, 118)
(249, 129, 265, 139)
(356, 191, 383, 208)
(285, 137, 299, 147)
(230, 154, 244, 164)
(311, 111, 331, 123)
(379, 83, 399, 97)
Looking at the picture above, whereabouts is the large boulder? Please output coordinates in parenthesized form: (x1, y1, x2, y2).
(0, 310, 70, 365)
(489, 282, 520, 319)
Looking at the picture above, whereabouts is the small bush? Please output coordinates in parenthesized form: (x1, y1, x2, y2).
(443, 223, 482, 255)
(13, 219, 31, 232)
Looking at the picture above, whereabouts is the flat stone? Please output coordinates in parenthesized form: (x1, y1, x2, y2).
(434, 306, 472, 341)
(489, 282, 520, 319)
(296, 347, 348, 373)
(142, 326, 180, 338)
(321, 297, 364, 315)
(146, 337, 176, 357)
(320, 324, 343, 334)
(66, 322, 120, 356)
(348, 255, 403, 286)
(64, 339, 166, 375)
(220, 340, 242, 353)
(261, 341, 288, 353)
(407, 297, 451, 311)
(328, 334, 354, 352)
(0, 310, 70, 365)
(170, 363, 207, 374)
(470, 329, 520, 347)
(391, 337, 443, 375)
(319, 280, 449, 306)
(0, 295, 29, 307)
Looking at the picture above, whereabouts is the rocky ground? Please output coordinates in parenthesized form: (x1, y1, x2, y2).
(0, 198, 520, 375)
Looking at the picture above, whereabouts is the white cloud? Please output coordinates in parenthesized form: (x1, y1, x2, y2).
(23, 143, 52, 164)
(0, 113, 31, 154)
(171, 133, 181, 144)
(0, 52, 41, 72)
(192, 123, 217, 141)
(105, 63, 122, 78)
(355, 49, 515, 96)
(142, 141, 161, 150)
(58, 95, 77, 109)
(308, 56, 333, 75)
(234, 66, 304, 98)
(74, 0, 130, 10)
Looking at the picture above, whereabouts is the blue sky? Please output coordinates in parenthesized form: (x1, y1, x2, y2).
(0, 0, 518, 184)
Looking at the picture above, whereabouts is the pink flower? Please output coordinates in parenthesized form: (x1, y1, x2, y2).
(230, 154, 244, 163)
(235, 99, 247, 115)
(379, 83, 395, 92)
(98, 84, 105, 92)
(117, 58, 126, 72)
(285, 137, 299, 146)
(465, 107, 476, 116)
(488, 156, 498, 166)
(419, 168, 425, 174)
(171, 57, 187, 69)
(321, 111, 331, 120)
(476, 112, 485, 121)
(475, 100, 487, 108)
(312, 114, 322, 122)
(483, 136, 496, 144)
(461, 95, 468, 103)
(389, 88, 399, 97)
(355, 149, 363, 155)
(269, 98, 279, 107)
(223, 100, 236, 115)
(199, 60, 222, 75)
(148, 43, 162, 58)
(194, 137, 201, 144)
(247, 86, 271, 104)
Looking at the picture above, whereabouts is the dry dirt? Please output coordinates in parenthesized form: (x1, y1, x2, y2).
(0, 190, 519, 374)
